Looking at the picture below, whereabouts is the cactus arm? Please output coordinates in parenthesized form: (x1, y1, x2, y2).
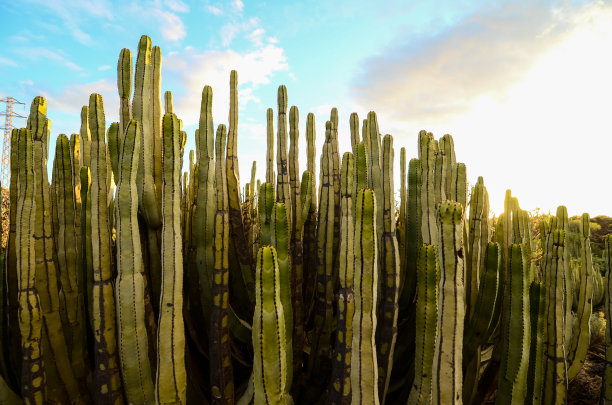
(366, 112, 383, 242)
(210, 123, 235, 404)
(156, 112, 187, 404)
(431, 200, 464, 405)
(351, 188, 379, 405)
(151, 46, 163, 203)
(399, 158, 420, 312)
(107, 122, 121, 182)
(407, 244, 440, 405)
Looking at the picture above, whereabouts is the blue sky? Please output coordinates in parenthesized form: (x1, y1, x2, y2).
(1, 0, 611, 216)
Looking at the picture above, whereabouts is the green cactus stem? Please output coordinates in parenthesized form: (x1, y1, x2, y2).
(330, 152, 354, 405)
(253, 246, 291, 405)
(566, 213, 593, 380)
(496, 244, 530, 405)
(542, 229, 568, 405)
(15, 128, 46, 405)
(407, 244, 440, 405)
(210, 123, 234, 404)
(115, 120, 156, 405)
(89, 94, 124, 405)
(156, 112, 187, 404)
(266, 107, 275, 184)
(526, 281, 545, 405)
(351, 188, 379, 405)
(376, 135, 400, 403)
(226, 70, 256, 308)
(52, 134, 90, 398)
(117, 48, 132, 137)
(431, 200, 464, 405)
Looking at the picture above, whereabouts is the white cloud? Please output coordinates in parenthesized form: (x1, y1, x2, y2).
(23, 0, 113, 44)
(0, 57, 17, 67)
(40, 78, 118, 122)
(232, 0, 243, 12)
(20, 80, 34, 86)
(206, 5, 223, 15)
(154, 9, 187, 41)
(164, 0, 189, 13)
(164, 43, 289, 127)
(98, 65, 112, 71)
(246, 28, 265, 46)
(350, 0, 612, 215)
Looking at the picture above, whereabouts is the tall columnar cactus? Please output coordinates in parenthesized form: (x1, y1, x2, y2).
(253, 246, 291, 405)
(115, 120, 156, 405)
(29, 96, 84, 404)
(566, 213, 593, 380)
(89, 94, 124, 404)
(496, 244, 530, 405)
(226, 70, 255, 308)
(418, 131, 437, 245)
(52, 134, 89, 397)
(465, 177, 490, 320)
(376, 135, 400, 403)
(542, 229, 568, 405)
(397, 147, 407, 272)
(366, 112, 383, 242)
(350, 112, 360, 156)
(266, 107, 275, 184)
(330, 152, 355, 405)
(526, 281, 545, 405)
(156, 112, 187, 404)
(462, 243, 501, 404)
(399, 158, 420, 312)
(306, 122, 338, 400)
(407, 244, 440, 405)
(271, 202, 293, 390)
(431, 200, 464, 405)
(210, 123, 234, 404)
(194, 85, 216, 330)
(276, 85, 292, 227)
(15, 128, 46, 405)
(302, 112, 317, 321)
(117, 48, 132, 137)
(351, 188, 379, 405)
(258, 183, 275, 246)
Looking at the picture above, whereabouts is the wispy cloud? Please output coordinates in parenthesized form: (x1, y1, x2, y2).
(206, 5, 223, 16)
(164, 42, 288, 126)
(0, 57, 18, 67)
(351, 0, 607, 125)
(40, 78, 118, 121)
(164, 0, 189, 13)
(232, 0, 243, 13)
(23, 0, 113, 45)
(98, 65, 111, 71)
(16, 48, 83, 71)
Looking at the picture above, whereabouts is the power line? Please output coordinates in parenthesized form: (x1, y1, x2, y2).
(0, 96, 26, 191)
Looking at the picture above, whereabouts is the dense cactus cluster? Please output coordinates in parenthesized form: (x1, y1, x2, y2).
(0, 34, 608, 405)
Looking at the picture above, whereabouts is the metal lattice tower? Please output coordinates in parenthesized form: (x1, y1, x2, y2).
(0, 97, 26, 189)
